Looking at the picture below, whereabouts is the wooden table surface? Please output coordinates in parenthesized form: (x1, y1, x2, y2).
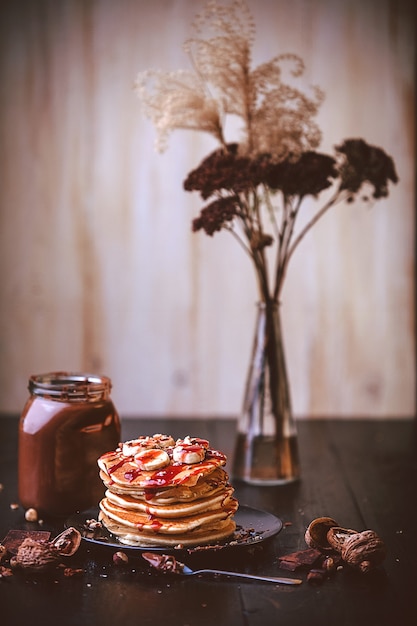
(0, 415, 415, 626)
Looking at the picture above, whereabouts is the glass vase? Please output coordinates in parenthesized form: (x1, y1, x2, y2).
(232, 301, 300, 485)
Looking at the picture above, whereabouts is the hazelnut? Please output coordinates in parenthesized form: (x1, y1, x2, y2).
(25, 508, 38, 522)
(113, 551, 129, 565)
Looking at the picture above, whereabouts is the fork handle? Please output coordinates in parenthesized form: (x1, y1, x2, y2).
(194, 569, 302, 585)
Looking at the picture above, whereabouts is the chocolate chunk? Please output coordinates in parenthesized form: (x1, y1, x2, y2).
(2, 530, 51, 555)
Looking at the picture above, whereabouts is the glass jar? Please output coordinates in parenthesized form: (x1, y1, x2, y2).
(18, 372, 121, 518)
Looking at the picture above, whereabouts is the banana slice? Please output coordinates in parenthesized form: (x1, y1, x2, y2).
(176, 436, 209, 449)
(122, 438, 152, 457)
(152, 434, 175, 448)
(134, 448, 170, 471)
(122, 435, 175, 457)
(173, 443, 206, 465)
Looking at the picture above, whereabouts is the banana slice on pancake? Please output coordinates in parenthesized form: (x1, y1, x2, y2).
(98, 435, 227, 489)
(134, 448, 170, 471)
(122, 434, 175, 457)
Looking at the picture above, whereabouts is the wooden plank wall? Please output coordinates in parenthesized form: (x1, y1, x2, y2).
(0, 0, 415, 418)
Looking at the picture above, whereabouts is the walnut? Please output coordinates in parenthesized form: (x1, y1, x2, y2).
(9, 527, 82, 574)
(327, 528, 386, 573)
(304, 517, 339, 553)
(305, 517, 386, 573)
(52, 527, 81, 557)
(10, 538, 60, 573)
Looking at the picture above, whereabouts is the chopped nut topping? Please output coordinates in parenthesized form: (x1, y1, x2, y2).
(85, 518, 102, 531)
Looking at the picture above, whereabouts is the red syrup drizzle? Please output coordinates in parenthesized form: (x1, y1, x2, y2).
(148, 518, 162, 531)
(146, 463, 188, 487)
(107, 446, 226, 485)
(107, 457, 129, 474)
(123, 467, 142, 482)
(144, 488, 158, 501)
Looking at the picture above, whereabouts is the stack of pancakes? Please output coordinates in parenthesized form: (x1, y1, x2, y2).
(97, 434, 238, 547)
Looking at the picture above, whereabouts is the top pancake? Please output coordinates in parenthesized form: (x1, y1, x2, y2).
(97, 434, 227, 490)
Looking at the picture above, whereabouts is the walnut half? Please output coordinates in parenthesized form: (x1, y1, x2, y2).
(9, 527, 82, 574)
(10, 538, 60, 573)
(327, 528, 386, 573)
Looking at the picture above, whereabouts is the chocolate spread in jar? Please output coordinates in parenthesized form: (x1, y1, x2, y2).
(18, 372, 121, 518)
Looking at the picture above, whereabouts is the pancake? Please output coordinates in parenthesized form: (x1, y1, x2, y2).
(98, 465, 229, 503)
(99, 492, 238, 533)
(104, 485, 235, 518)
(96, 434, 238, 548)
(99, 512, 237, 547)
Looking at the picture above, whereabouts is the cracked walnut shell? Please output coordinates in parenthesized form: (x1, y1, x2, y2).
(328, 528, 386, 573)
(10, 538, 60, 573)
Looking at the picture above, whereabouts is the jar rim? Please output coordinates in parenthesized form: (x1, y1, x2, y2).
(28, 371, 112, 400)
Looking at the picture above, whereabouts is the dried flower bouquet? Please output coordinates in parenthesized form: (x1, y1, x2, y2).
(135, 0, 398, 305)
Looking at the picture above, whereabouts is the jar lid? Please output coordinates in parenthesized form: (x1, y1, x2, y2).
(28, 372, 112, 400)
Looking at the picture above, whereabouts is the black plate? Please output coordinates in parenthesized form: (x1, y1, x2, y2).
(66, 505, 283, 555)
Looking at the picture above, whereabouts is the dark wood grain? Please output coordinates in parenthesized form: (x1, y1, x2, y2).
(0, 416, 415, 626)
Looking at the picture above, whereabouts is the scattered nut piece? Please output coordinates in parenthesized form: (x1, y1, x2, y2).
(304, 517, 339, 553)
(322, 556, 337, 573)
(307, 568, 327, 584)
(10, 503, 19, 510)
(52, 527, 81, 557)
(63, 567, 84, 577)
(85, 518, 102, 531)
(0, 565, 13, 579)
(113, 551, 129, 566)
(0, 545, 7, 561)
(25, 508, 38, 522)
(10, 537, 60, 573)
(143, 552, 181, 573)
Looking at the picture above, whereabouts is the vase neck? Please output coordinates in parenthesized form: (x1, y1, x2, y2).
(257, 300, 280, 311)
